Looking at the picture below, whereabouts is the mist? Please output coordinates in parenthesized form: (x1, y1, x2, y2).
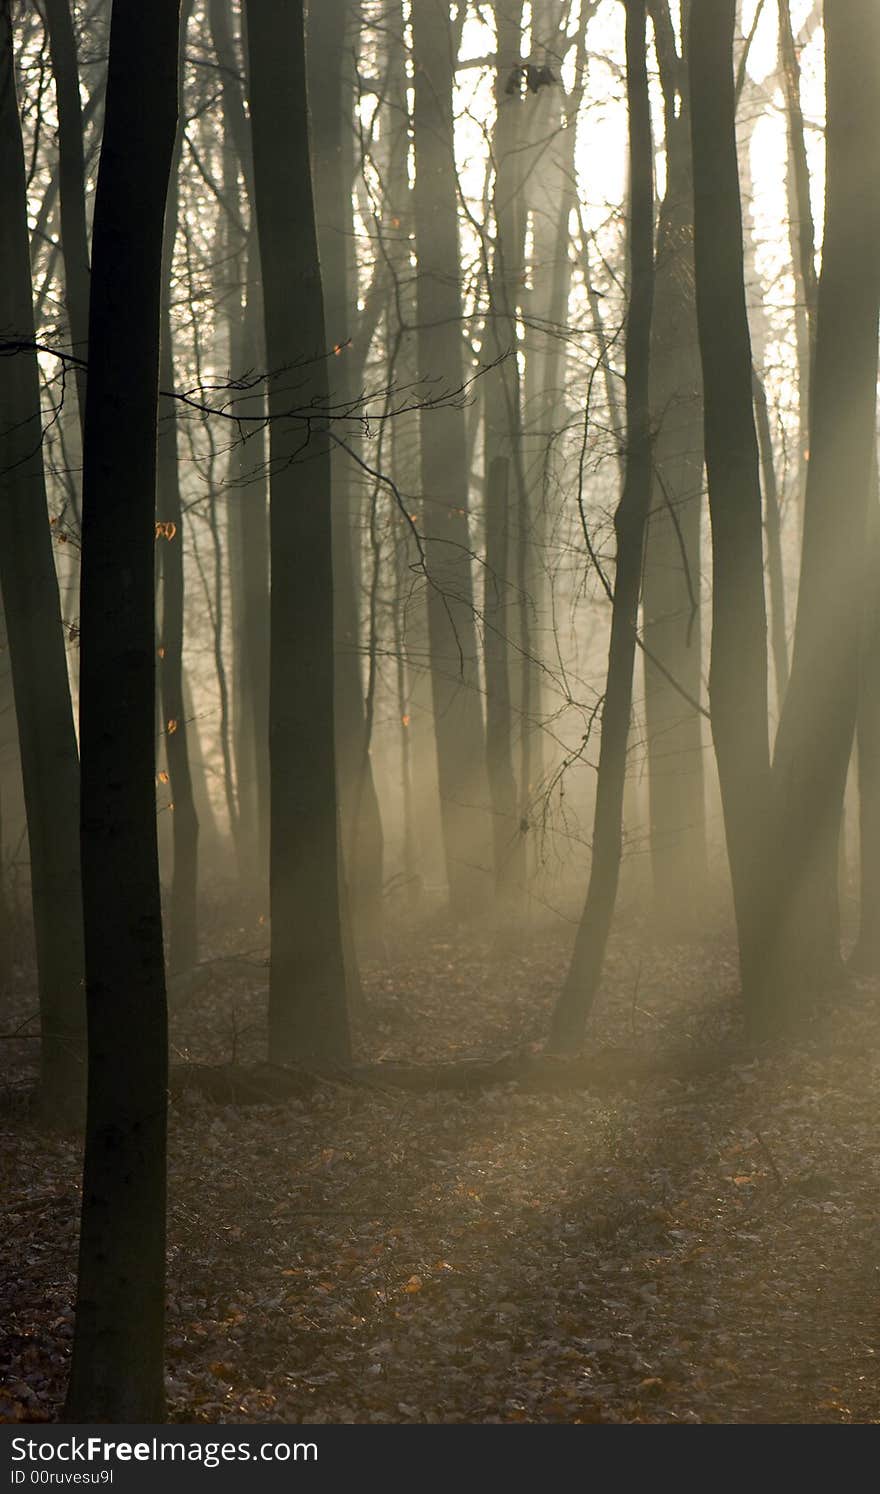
(1, 0, 878, 1434)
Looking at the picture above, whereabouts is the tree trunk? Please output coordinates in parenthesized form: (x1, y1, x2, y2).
(0, 0, 85, 1122)
(779, 0, 820, 527)
(549, 0, 655, 1053)
(244, 0, 351, 1064)
(411, 0, 491, 918)
(642, 11, 707, 929)
(307, 0, 385, 957)
(764, 0, 880, 1010)
(483, 1, 526, 912)
(158, 2, 199, 977)
(852, 471, 880, 973)
(521, 1, 590, 852)
(689, 0, 771, 1018)
(65, 0, 179, 1423)
(208, 0, 270, 887)
(42, 0, 90, 440)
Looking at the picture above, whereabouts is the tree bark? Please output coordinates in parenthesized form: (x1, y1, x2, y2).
(852, 471, 880, 973)
(307, 0, 385, 956)
(158, 1, 198, 977)
(689, 0, 771, 1018)
(549, 0, 655, 1053)
(66, 0, 180, 1422)
(0, 0, 85, 1122)
(41, 0, 91, 440)
(764, 0, 880, 1009)
(483, 1, 526, 912)
(244, 0, 351, 1064)
(411, 0, 491, 918)
(642, 6, 707, 929)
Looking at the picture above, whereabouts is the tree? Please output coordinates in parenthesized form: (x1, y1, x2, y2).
(411, 0, 491, 918)
(208, 0, 270, 888)
(689, 0, 771, 1020)
(0, 0, 85, 1121)
(41, 0, 91, 442)
(642, 0, 707, 928)
(853, 471, 880, 973)
(307, 0, 386, 956)
(158, 0, 199, 977)
(66, 0, 181, 1422)
(549, 0, 655, 1052)
(244, 0, 351, 1064)
(483, 0, 527, 912)
(762, 0, 880, 1010)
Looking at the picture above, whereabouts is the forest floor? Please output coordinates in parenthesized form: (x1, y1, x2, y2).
(2, 904, 880, 1424)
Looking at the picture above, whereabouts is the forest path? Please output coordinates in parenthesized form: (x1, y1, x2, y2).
(2, 928, 879, 1423)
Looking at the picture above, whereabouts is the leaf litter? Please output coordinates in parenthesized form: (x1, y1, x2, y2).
(2, 919, 879, 1424)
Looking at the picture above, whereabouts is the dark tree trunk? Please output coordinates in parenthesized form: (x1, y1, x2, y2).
(689, 0, 771, 1017)
(244, 0, 351, 1064)
(158, 2, 198, 977)
(765, 0, 880, 1009)
(642, 8, 707, 928)
(484, 457, 523, 908)
(852, 474, 880, 974)
(227, 274, 271, 884)
(483, 1, 526, 912)
(411, 0, 491, 918)
(42, 0, 90, 439)
(207, 0, 271, 887)
(0, 0, 85, 1122)
(307, 0, 385, 957)
(549, 0, 655, 1053)
(65, 0, 180, 1422)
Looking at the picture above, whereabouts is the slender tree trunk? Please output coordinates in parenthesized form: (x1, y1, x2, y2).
(411, 0, 491, 918)
(244, 0, 351, 1064)
(852, 469, 880, 973)
(0, 1, 85, 1122)
(42, 0, 90, 439)
(779, 0, 820, 526)
(484, 456, 523, 908)
(483, 1, 526, 911)
(158, 2, 198, 976)
(209, 0, 270, 886)
(689, 0, 771, 1016)
(65, 0, 179, 1423)
(521, 1, 590, 838)
(228, 275, 271, 882)
(764, 0, 880, 1010)
(385, 0, 438, 902)
(307, 0, 385, 956)
(549, 0, 654, 1053)
(642, 14, 707, 928)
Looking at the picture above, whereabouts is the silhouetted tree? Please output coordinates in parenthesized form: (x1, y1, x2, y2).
(764, 0, 880, 1010)
(689, 0, 770, 1021)
(66, 0, 180, 1423)
(42, 0, 90, 442)
(307, 0, 386, 955)
(549, 0, 655, 1052)
(0, 0, 85, 1121)
(244, 0, 351, 1063)
(642, 0, 707, 929)
(412, 0, 491, 917)
(158, 0, 199, 977)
